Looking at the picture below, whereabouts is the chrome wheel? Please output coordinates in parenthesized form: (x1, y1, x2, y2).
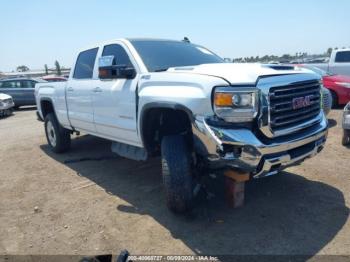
(46, 120, 57, 147)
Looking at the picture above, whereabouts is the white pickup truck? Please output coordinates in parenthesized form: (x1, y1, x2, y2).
(310, 49, 350, 77)
(36, 38, 328, 212)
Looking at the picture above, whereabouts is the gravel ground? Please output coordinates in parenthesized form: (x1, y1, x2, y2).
(0, 108, 349, 258)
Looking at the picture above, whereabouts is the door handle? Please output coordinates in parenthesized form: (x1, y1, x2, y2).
(67, 87, 74, 92)
(93, 87, 102, 93)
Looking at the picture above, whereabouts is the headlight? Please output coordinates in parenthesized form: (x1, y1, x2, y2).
(213, 87, 258, 122)
(335, 82, 350, 88)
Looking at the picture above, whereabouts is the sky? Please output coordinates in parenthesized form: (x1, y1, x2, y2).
(0, 0, 349, 72)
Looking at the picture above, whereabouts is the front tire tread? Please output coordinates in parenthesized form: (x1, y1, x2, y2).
(161, 135, 193, 213)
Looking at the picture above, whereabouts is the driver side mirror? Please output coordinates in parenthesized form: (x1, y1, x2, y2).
(98, 55, 136, 79)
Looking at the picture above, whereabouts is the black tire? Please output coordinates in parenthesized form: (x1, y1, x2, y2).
(44, 113, 71, 153)
(330, 91, 338, 109)
(161, 135, 193, 213)
(342, 130, 350, 146)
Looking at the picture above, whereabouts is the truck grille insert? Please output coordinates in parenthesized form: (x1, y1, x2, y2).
(269, 80, 321, 132)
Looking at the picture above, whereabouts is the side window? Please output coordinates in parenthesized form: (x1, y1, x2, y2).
(335, 51, 350, 63)
(1, 81, 18, 88)
(1, 81, 11, 88)
(21, 80, 35, 88)
(73, 48, 98, 79)
(102, 44, 133, 68)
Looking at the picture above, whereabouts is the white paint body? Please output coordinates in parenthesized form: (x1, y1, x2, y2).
(0, 93, 13, 101)
(0, 93, 15, 110)
(35, 39, 316, 148)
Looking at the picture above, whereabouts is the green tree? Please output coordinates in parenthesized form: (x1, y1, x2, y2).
(261, 55, 269, 62)
(44, 64, 49, 75)
(55, 60, 61, 76)
(16, 65, 29, 72)
(281, 54, 292, 60)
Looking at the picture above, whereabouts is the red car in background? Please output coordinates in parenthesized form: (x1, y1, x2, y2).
(298, 65, 350, 107)
(41, 76, 67, 82)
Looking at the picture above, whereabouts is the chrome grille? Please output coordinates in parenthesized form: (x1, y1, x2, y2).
(269, 80, 321, 132)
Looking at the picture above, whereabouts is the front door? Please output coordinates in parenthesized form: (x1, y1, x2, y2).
(93, 43, 140, 146)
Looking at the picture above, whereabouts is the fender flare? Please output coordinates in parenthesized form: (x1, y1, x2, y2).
(139, 102, 194, 148)
(39, 97, 57, 119)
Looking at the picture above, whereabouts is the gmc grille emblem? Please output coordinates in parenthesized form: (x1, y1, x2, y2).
(292, 95, 313, 110)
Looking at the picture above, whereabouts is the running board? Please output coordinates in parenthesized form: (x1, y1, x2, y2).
(111, 142, 148, 161)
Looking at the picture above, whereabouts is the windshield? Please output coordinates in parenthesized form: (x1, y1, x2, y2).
(129, 39, 224, 72)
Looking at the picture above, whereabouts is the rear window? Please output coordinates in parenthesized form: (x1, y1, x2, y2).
(73, 48, 98, 79)
(21, 80, 35, 88)
(335, 51, 350, 63)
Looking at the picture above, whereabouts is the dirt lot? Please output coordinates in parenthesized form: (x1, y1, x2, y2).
(0, 108, 349, 257)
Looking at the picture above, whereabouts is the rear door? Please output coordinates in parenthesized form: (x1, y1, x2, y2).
(66, 48, 98, 132)
(93, 43, 140, 146)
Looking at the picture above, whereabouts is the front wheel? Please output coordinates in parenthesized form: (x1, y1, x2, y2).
(161, 135, 194, 213)
(44, 113, 71, 153)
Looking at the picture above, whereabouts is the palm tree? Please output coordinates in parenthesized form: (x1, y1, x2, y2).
(55, 60, 61, 76)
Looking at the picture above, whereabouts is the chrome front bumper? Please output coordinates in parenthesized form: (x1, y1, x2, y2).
(192, 114, 328, 178)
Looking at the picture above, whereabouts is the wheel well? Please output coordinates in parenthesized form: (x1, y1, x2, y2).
(141, 108, 193, 156)
(330, 90, 338, 107)
(41, 100, 55, 118)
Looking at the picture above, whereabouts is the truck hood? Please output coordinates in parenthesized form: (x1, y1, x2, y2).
(167, 63, 313, 85)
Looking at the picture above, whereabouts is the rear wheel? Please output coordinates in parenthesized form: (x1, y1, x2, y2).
(342, 130, 350, 146)
(161, 135, 194, 213)
(44, 113, 71, 153)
